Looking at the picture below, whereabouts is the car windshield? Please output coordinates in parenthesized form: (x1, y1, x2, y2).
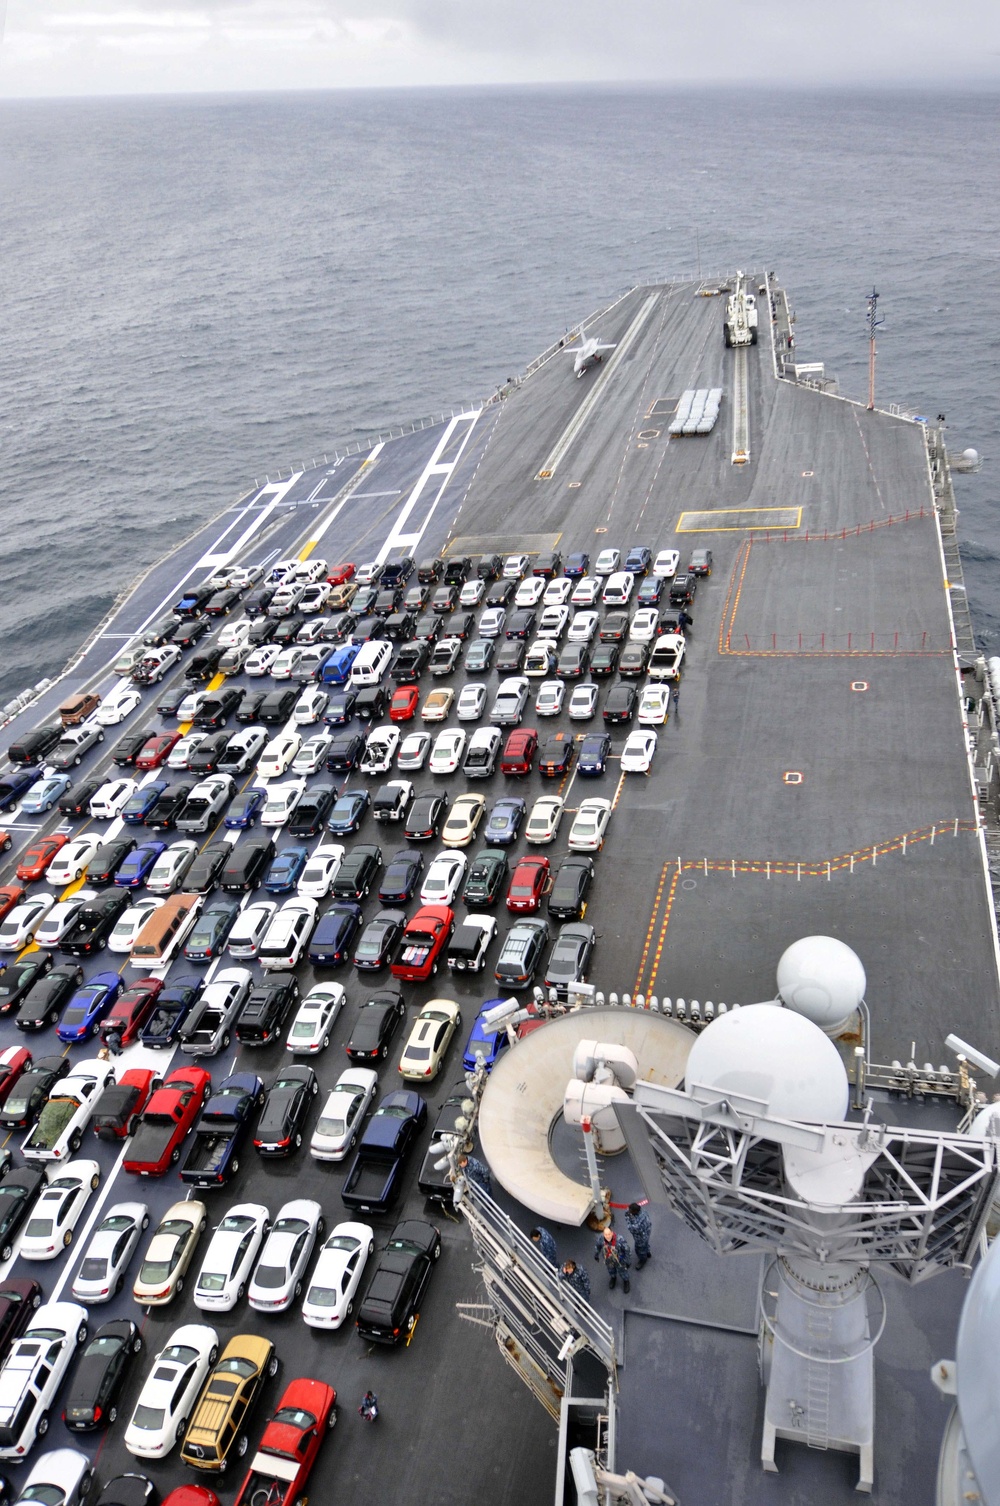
(273, 1217, 308, 1236)
(21, 1487, 66, 1506)
(197, 1272, 227, 1292)
(217, 1356, 258, 1378)
(305, 1285, 339, 1307)
(220, 1214, 256, 1233)
(272, 1406, 316, 1430)
(85, 1334, 124, 1357)
(378, 1104, 412, 1118)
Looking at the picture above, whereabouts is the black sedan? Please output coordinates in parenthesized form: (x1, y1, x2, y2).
(182, 895, 241, 962)
(16, 964, 84, 1033)
(0, 954, 54, 1017)
(603, 682, 638, 724)
(378, 850, 424, 904)
(85, 837, 138, 885)
(403, 792, 449, 842)
(355, 1218, 441, 1345)
(183, 841, 231, 894)
(62, 890, 133, 956)
(0, 1169, 46, 1258)
(254, 1065, 318, 1155)
(0, 1278, 41, 1363)
(63, 1318, 143, 1432)
(324, 688, 358, 725)
(345, 990, 407, 1063)
(220, 835, 276, 892)
(112, 729, 151, 767)
(462, 849, 509, 907)
(547, 856, 595, 921)
(353, 910, 407, 972)
(236, 689, 268, 723)
(538, 733, 575, 779)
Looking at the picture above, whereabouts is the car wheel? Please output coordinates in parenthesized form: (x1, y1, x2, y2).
(381, 1045, 388, 1060)
(132, 1334, 143, 1353)
(267, 1352, 279, 1377)
(321, 1035, 330, 1050)
(69, 1130, 82, 1153)
(90, 1172, 100, 1189)
(98, 731, 105, 742)
(106, 1405, 118, 1426)
(208, 1343, 218, 1364)
(311, 1078, 319, 1095)
(406, 1313, 416, 1331)
(79, 1470, 94, 1497)
(316, 1217, 325, 1237)
(433, 1241, 442, 1260)
(0, 837, 8, 852)
(36, 1411, 49, 1438)
(30, 1290, 41, 1308)
(115, 1274, 124, 1296)
(294, 1280, 302, 1298)
(294, 1132, 302, 1149)
(236, 1282, 246, 1302)
(350, 1133, 358, 1151)
(76, 1322, 88, 1343)
(175, 1276, 184, 1295)
(170, 1146, 181, 1164)
(175, 1418, 188, 1445)
(456, 1013, 462, 1027)
(237, 1433, 249, 1458)
(221, 1032, 230, 1050)
(63, 1230, 73, 1248)
(74, 755, 82, 766)
(327, 1406, 338, 1430)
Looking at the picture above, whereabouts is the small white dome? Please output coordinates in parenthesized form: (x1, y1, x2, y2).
(776, 935, 866, 1034)
(685, 1003, 849, 1122)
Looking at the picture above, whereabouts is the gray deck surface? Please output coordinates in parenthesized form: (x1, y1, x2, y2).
(0, 277, 993, 1506)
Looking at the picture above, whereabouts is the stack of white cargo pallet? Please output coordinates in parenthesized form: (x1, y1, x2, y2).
(669, 388, 723, 435)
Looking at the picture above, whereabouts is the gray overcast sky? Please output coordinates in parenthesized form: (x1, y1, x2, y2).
(1, 0, 998, 96)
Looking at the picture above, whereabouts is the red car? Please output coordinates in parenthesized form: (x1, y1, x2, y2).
(390, 686, 420, 723)
(123, 1065, 211, 1177)
(0, 886, 26, 924)
(162, 1489, 221, 1506)
(326, 562, 355, 586)
(506, 855, 551, 914)
(391, 904, 454, 982)
(100, 977, 164, 1046)
(233, 1377, 336, 1506)
(91, 1067, 159, 1141)
(0, 833, 11, 854)
(135, 731, 182, 769)
(0, 1046, 32, 1109)
(15, 833, 69, 883)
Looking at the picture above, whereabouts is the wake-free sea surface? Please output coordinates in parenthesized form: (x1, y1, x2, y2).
(0, 85, 997, 706)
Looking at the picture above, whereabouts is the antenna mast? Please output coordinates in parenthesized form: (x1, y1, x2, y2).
(866, 288, 884, 411)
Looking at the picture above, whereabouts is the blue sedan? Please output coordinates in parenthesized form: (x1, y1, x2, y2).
(264, 845, 309, 895)
(114, 840, 166, 888)
(462, 1002, 512, 1073)
(578, 732, 612, 777)
(327, 789, 369, 835)
(307, 902, 363, 966)
(324, 689, 357, 726)
(20, 773, 72, 815)
(225, 787, 267, 830)
(484, 798, 526, 846)
(121, 781, 168, 824)
(57, 970, 122, 1043)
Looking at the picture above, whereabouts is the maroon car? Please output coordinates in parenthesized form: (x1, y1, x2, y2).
(0, 1046, 32, 1109)
(0, 1278, 42, 1363)
(100, 978, 164, 1047)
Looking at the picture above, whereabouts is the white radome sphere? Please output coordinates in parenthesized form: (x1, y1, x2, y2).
(685, 1003, 849, 1122)
(775, 935, 866, 1035)
(962, 447, 980, 466)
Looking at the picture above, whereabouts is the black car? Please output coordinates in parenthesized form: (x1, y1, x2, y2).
(288, 784, 337, 839)
(417, 1086, 469, 1201)
(495, 640, 527, 674)
(618, 642, 650, 677)
(413, 613, 442, 644)
(244, 585, 276, 618)
(668, 573, 697, 607)
(254, 1065, 318, 1155)
(86, 837, 138, 885)
(532, 551, 563, 578)
(345, 990, 406, 1062)
(374, 587, 402, 616)
(556, 642, 590, 678)
(205, 586, 242, 616)
(155, 685, 189, 717)
(187, 732, 234, 773)
(0, 1058, 69, 1129)
(327, 731, 366, 772)
(416, 557, 444, 584)
(16, 963, 84, 1032)
(352, 615, 387, 644)
(183, 895, 241, 962)
(688, 548, 713, 576)
(443, 555, 471, 586)
(58, 777, 104, 819)
(62, 890, 132, 956)
(112, 729, 151, 767)
(476, 553, 502, 581)
(404, 791, 449, 842)
(185, 646, 226, 682)
(259, 688, 298, 724)
(0, 1170, 46, 1258)
(590, 642, 620, 677)
(378, 850, 424, 904)
(486, 578, 516, 606)
(63, 1318, 143, 1432)
(221, 835, 276, 892)
(172, 615, 212, 650)
(355, 1218, 441, 1345)
(173, 583, 214, 617)
(322, 613, 357, 644)
(383, 610, 417, 643)
(235, 972, 300, 1046)
(603, 682, 638, 724)
(0, 1278, 42, 1363)
(353, 685, 389, 722)
(272, 614, 306, 645)
(0, 954, 54, 1017)
(431, 584, 458, 614)
(505, 608, 536, 640)
(235, 689, 269, 723)
(353, 910, 407, 971)
(538, 732, 575, 778)
(307, 902, 363, 967)
(351, 586, 380, 616)
(6, 725, 62, 766)
(183, 841, 231, 894)
(578, 731, 612, 776)
(544, 921, 596, 996)
(140, 978, 203, 1048)
(331, 845, 383, 901)
(462, 848, 509, 907)
(449, 611, 475, 642)
(548, 856, 595, 921)
(327, 788, 370, 835)
(391, 641, 431, 682)
(323, 687, 358, 726)
(600, 611, 630, 643)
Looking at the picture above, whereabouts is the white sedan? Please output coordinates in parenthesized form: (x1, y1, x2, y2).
(621, 729, 657, 773)
(89, 777, 138, 820)
(570, 576, 601, 606)
(193, 1202, 270, 1312)
(11, 1449, 94, 1506)
(71, 1201, 149, 1304)
(47, 835, 102, 885)
(248, 1199, 324, 1313)
(629, 608, 662, 643)
(168, 733, 205, 770)
(301, 1222, 375, 1330)
(456, 683, 487, 721)
(21, 1060, 115, 1164)
(514, 575, 545, 607)
(567, 797, 612, 852)
(146, 839, 199, 895)
(271, 647, 304, 680)
(96, 684, 142, 726)
(568, 683, 599, 720)
(297, 844, 345, 899)
(226, 900, 277, 960)
(260, 779, 306, 828)
(653, 548, 680, 578)
(217, 618, 253, 649)
(525, 795, 565, 845)
(568, 610, 600, 643)
(292, 734, 332, 775)
(428, 727, 467, 775)
(543, 577, 574, 606)
(108, 896, 164, 954)
(0, 894, 57, 952)
(287, 982, 346, 1053)
(20, 1159, 101, 1259)
(397, 731, 431, 771)
(245, 643, 281, 677)
(257, 734, 302, 779)
(310, 1068, 378, 1161)
(293, 686, 329, 726)
(34, 890, 97, 950)
(637, 684, 670, 725)
(176, 691, 208, 723)
(360, 726, 401, 775)
(420, 851, 467, 905)
(123, 1323, 218, 1459)
(535, 680, 565, 717)
(458, 578, 485, 607)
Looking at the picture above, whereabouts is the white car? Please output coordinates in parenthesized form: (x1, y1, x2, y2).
(34, 890, 97, 950)
(20, 1159, 101, 1259)
(637, 684, 670, 725)
(168, 733, 205, 770)
(21, 1060, 115, 1164)
(0, 894, 56, 952)
(260, 779, 307, 828)
(217, 618, 252, 649)
(503, 553, 530, 578)
(226, 900, 277, 960)
(193, 1202, 270, 1312)
(538, 603, 571, 637)
(310, 1068, 378, 1161)
(146, 839, 199, 895)
(301, 1221, 375, 1330)
(354, 560, 381, 584)
(543, 577, 574, 606)
(535, 680, 565, 716)
(621, 729, 657, 773)
(570, 576, 601, 606)
(297, 844, 345, 899)
(397, 731, 431, 771)
(10, 1449, 94, 1506)
(292, 733, 332, 774)
(568, 797, 612, 851)
(360, 725, 401, 775)
(248, 1199, 324, 1313)
(47, 835, 102, 885)
(630, 608, 662, 643)
(96, 683, 142, 725)
(459, 578, 486, 607)
(257, 733, 302, 779)
(568, 683, 599, 720)
(594, 547, 621, 576)
(429, 727, 467, 774)
(478, 606, 507, 638)
(108, 896, 164, 954)
(293, 686, 329, 726)
(287, 982, 346, 1053)
(89, 777, 138, 820)
(456, 683, 487, 721)
(602, 570, 636, 605)
(71, 1201, 149, 1304)
(176, 690, 208, 723)
(268, 558, 298, 584)
(420, 850, 468, 905)
(257, 897, 318, 971)
(568, 610, 600, 643)
(271, 646, 303, 680)
(299, 582, 330, 613)
(524, 639, 559, 677)
(123, 1323, 218, 1459)
(526, 795, 565, 844)
(294, 557, 327, 584)
(514, 575, 546, 607)
(653, 548, 680, 578)
(245, 643, 281, 677)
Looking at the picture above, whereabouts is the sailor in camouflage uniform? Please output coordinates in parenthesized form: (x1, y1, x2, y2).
(626, 1202, 653, 1268)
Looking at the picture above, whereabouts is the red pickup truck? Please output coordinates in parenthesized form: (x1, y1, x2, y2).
(391, 904, 454, 982)
(233, 1377, 336, 1506)
(122, 1065, 211, 1176)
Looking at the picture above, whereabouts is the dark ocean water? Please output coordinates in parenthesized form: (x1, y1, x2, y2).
(0, 85, 997, 705)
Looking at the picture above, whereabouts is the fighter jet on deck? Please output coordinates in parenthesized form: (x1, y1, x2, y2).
(566, 328, 616, 377)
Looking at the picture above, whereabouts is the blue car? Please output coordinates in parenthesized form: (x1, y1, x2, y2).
(57, 970, 122, 1043)
(636, 575, 664, 605)
(264, 845, 309, 895)
(323, 689, 357, 726)
(623, 546, 652, 576)
(578, 732, 612, 777)
(307, 902, 363, 966)
(462, 1002, 512, 1073)
(20, 773, 72, 815)
(140, 977, 204, 1049)
(327, 789, 369, 835)
(121, 781, 168, 824)
(114, 840, 166, 888)
(225, 788, 267, 830)
(564, 552, 590, 579)
(484, 797, 526, 846)
(0, 768, 39, 811)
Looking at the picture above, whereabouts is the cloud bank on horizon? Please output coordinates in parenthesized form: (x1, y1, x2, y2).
(1, 0, 997, 96)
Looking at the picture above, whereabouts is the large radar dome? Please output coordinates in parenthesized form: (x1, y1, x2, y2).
(685, 1003, 849, 1122)
(776, 935, 866, 1035)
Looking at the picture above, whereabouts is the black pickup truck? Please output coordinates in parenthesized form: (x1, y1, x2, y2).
(341, 1090, 426, 1215)
(179, 1072, 263, 1189)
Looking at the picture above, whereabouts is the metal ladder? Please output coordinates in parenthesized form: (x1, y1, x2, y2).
(804, 1309, 832, 1450)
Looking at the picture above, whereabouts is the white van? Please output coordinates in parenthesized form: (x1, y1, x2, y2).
(602, 571, 636, 606)
(349, 639, 392, 688)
